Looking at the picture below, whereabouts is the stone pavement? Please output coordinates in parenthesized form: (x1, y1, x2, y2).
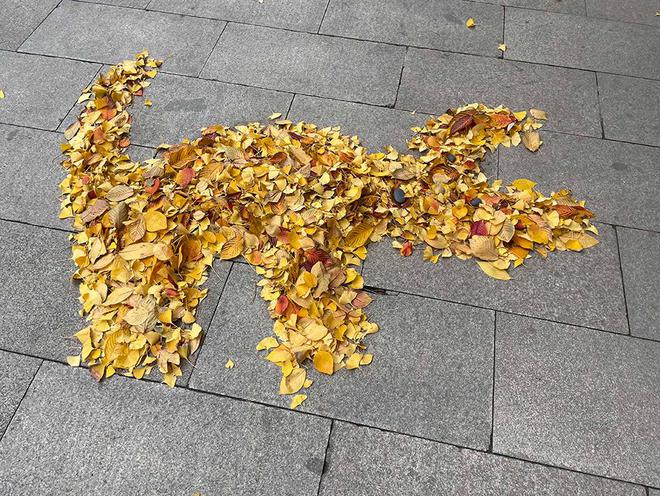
(0, 0, 658, 494)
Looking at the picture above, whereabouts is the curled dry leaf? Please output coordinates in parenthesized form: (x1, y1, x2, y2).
(522, 130, 542, 152)
(60, 53, 596, 406)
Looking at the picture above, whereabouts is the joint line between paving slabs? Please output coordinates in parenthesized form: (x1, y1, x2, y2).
(393, 47, 408, 109)
(197, 22, 228, 78)
(316, 419, 334, 496)
(317, 0, 332, 34)
(500, 6, 506, 60)
(285, 94, 296, 119)
(56, 64, 104, 131)
(613, 227, 632, 335)
(0, 360, 42, 444)
(594, 72, 606, 139)
(0, 217, 75, 234)
(15, 0, 64, 52)
(488, 311, 497, 452)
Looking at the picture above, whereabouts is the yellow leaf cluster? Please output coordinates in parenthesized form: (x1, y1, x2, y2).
(60, 52, 598, 404)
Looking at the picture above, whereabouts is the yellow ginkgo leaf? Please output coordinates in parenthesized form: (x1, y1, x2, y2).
(290, 394, 307, 410)
(313, 350, 334, 375)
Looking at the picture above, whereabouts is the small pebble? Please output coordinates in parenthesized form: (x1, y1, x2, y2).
(469, 197, 482, 207)
(392, 187, 406, 205)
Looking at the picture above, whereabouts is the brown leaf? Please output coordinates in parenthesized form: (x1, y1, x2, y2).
(80, 200, 108, 224)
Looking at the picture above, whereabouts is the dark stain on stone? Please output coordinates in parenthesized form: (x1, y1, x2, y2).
(611, 162, 629, 171)
(163, 98, 207, 112)
(305, 456, 326, 475)
(6, 128, 19, 141)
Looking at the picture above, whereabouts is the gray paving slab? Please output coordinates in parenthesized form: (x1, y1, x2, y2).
(586, 0, 660, 26)
(0, 221, 85, 360)
(190, 263, 495, 448)
(397, 49, 601, 137)
(0, 351, 41, 438)
(84, 0, 150, 7)
(201, 23, 405, 106)
(20, 0, 225, 76)
(0, 125, 68, 230)
(504, 8, 660, 80)
(597, 73, 660, 148)
(104, 72, 291, 147)
(0, 361, 329, 495)
(498, 131, 660, 231)
(320, 422, 646, 495)
(319, 0, 503, 57)
(149, 0, 329, 32)
(481, 0, 585, 15)
(617, 227, 660, 341)
(650, 489, 660, 496)
(493, 313, 660, 487)
(362, 223, 628, 334)
(287, 94, 426, 151)
(0, 51, 99, 131)
(0, 0, 59, 50)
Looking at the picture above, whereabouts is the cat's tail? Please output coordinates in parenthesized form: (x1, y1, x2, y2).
(59, 51, 160, 227)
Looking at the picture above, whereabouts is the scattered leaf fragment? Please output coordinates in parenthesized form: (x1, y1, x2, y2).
(225, 359, 234, 369)
(498, 43, 507, 52)
(290, 394, 307, 410)
(313, 350, 334, 375)
(466, 18, 476, 28)
(522, 130, 542, 152)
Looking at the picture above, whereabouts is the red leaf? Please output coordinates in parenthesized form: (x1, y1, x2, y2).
(489, 113, 516, 129)
(176, 167, 195, 187)
(400, 241, 413, 257)
(471, 220, 489, 236)
(275, 295, 289, 315)
(145, 177, 160, 195)
(304, 248, 332, 266)
(449, 112, 475, 135)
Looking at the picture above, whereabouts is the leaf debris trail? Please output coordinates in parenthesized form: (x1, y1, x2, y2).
(60, 52, 598, 403)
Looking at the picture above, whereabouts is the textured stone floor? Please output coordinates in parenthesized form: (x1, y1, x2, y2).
(0, 0, 658, 494)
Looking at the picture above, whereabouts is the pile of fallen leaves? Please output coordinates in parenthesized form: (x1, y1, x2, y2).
(60, 52, 597, 408)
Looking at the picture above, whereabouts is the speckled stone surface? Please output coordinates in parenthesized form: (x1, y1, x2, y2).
(617, 227, 660, 341)
(586, 0, 660, 26)
(191, 263, 495, 449)
(598, 74, 660, 148)
(0, 0, 60, 50)
(0, 221, 85, 360)
(480, 0, 585, 15)
(0, 125, 68, 230)
(504, 8, 660, 79)
(201, 23, 405, 106)
(118, 72, 291, 147)
(20, 1, 225, 76)
(149, 0, 329, 32)
(498, 131, 660, 231)
(397, 48, 600, 137)
(320, 422, 646, 495)
(0, 361, 330, 495)
(362, 223, 628, 334)
(320, 0, 503, 57)
(0, 51, 99, 130)
(0, 351, 41, 438)
(493, 313, 660, 487)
